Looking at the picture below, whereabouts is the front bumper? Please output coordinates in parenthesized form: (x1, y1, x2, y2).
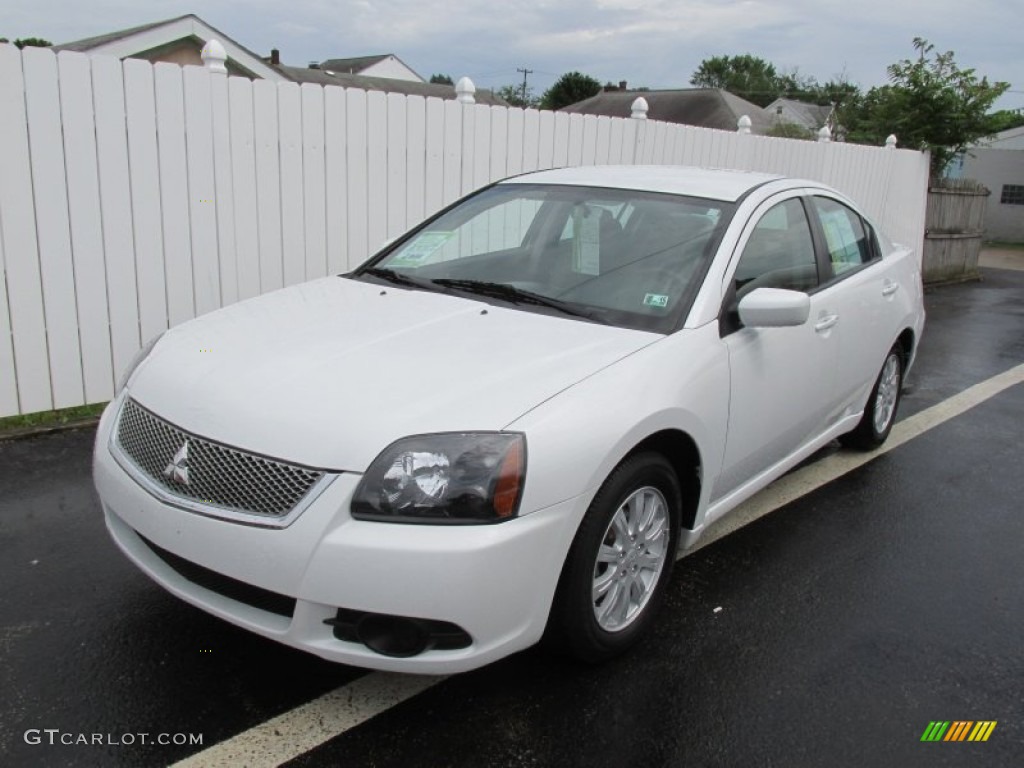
(93, 399, 586, 673)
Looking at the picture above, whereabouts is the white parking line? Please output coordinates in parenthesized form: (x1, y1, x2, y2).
(170, 672, 447, 768)
(172, 362, 1024, 768)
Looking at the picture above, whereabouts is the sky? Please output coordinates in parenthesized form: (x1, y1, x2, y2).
(3, 0, 1022, 111)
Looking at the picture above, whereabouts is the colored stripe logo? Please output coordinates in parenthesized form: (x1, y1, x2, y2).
(920, 721, 997, 742)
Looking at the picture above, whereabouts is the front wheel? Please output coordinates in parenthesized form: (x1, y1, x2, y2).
(840, 341, 904, 450)
(546, 452, 681, 663)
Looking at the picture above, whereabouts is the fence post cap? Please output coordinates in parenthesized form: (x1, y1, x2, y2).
(630, 96, 649, 119)
(737, 114, 752, 134)
(817, 125, 832, 143)
(201, 39, 228, 73)
(455, 76, 476, 104)
(885, 134, 898, 148)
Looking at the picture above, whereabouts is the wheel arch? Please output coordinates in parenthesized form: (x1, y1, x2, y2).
(619, 429, 702, 532)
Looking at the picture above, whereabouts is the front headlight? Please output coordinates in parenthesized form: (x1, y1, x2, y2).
(351, 433, 526, 524)
(116, 332, 165, 394)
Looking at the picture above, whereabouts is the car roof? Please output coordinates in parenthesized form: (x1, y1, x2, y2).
(500, 165, 787, 203)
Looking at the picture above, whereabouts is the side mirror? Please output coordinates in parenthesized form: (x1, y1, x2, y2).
(738, 287, 810, 328)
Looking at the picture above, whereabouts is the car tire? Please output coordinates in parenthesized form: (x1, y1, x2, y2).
(840, 341, 904, 450)
(546, 452, 681, 663)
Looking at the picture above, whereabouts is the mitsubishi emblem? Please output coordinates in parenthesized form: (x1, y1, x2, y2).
(164, 441, 190, 485)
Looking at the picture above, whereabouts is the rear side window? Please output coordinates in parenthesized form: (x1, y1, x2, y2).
(812, 197, 875, 277)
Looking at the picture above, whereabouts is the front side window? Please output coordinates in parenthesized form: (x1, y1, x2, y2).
(359, 184, 734, 333)
(812, 197, 875, 277)
(733, 197, 819, 300)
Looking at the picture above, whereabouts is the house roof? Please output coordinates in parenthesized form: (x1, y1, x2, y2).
(275, 65, 509, 105)
(765, 98, 833, 130)
(51, 13, 286, 81)
(561, 88, 773, 134)
(319, 55, 391, 74)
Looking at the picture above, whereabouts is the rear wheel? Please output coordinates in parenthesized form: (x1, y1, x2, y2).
(547, 452, 681, 663)
(840, 341, 904, 450)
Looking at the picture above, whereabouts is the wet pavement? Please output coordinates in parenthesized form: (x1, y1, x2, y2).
(1, 266, 1022, 768)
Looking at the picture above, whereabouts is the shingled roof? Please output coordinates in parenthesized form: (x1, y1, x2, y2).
(276, 65, 508, 105)
(561, 88, 772, 134)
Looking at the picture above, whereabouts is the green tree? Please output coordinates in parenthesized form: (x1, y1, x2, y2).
(496, 83, 539, 108)
(690, 54, 788, 107)
(429, 73, 453, 85)
(985, 109, 1024, 134)
(843, 38, 1009, 176)
(0, 36, 52, 48)
(540, 71, 601, 110)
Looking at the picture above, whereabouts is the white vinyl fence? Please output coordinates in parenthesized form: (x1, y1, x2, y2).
(0, 45, 930, 417)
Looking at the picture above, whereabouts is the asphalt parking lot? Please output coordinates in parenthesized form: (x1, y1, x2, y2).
(1, 260, 1022, 768)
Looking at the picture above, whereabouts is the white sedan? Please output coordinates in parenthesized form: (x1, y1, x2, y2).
(93, 165, 925, 673)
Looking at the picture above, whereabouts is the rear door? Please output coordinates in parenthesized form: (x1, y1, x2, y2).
(806, 195, 905, 419)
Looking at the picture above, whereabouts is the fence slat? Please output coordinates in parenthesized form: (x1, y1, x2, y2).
(23, 47, 83, 408)
(124, 59, 168, 344)
(301, 83, 327, 280)
(423, 97, 445, 217)
(489, 106, 508, 183)
(92, 55, 140, 381)
(567, 113, 584, 167)
(278, 82, 305, 287)
(210, 73, 238, 305)
(406, 95, 426, 229)
(521, 108, 540, 173)
(345, 88, 369, 268)
(0, 46, 51, 414)
(253, 79, 283, 291)
(228, 77, 260, 300)
(324, 85, 349, 273)
(183, 66, 221, 316)
(366, 90, 387, 253)
(154, 63, 195, 326)
(386, 92, 408, 238)
(58, 52, 114, 403)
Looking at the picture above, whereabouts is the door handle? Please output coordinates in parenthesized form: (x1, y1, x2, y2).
(882, 281, 900, 296)
(814, 313, 839, 332)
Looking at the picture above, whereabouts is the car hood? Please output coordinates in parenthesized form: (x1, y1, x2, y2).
(127, 277, 661, 471)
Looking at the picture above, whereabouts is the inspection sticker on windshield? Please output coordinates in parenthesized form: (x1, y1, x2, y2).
(643, 293, 670, 308)
(390, 231, 454, 266)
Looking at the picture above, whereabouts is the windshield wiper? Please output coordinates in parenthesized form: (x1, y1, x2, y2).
(431, 279, 600, 321)
(358, 267, 440, 292)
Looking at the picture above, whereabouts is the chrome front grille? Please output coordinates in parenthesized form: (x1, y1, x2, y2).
(115, 398, 325, 519)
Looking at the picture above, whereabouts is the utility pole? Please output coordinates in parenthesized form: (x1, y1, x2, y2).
(517, 67, 533, 104)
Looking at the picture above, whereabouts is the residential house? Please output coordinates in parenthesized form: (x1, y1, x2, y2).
(561, 88, 773, 134)
(961, 126, 1024, 242)
(318, 54, 423, 83)
(50, 14, 506, 104)
(764, 98, 834, 135)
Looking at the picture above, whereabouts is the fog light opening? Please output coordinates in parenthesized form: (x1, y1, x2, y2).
(356, 614, 430, 658)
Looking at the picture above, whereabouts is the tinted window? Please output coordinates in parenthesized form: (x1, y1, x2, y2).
(734, 198, 818, 299)
(812, 197, 874, 276)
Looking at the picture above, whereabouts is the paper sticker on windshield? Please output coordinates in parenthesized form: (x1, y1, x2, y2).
(390, 231, 454, 266)
(643, 293, 670, 309)
(572, 212, 601, 276)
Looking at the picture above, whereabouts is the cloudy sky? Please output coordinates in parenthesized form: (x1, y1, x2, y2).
(4, 0, 1022, 110)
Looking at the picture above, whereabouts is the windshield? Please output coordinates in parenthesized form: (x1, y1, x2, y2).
(354, 183, 735, 333)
